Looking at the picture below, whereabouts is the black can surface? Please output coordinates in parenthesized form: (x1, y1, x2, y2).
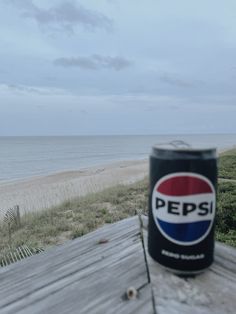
(148, 144, 217, 274)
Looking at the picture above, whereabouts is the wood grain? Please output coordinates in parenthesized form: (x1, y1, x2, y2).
(0, 216, 235, 313)
(0, 217, 153, 314)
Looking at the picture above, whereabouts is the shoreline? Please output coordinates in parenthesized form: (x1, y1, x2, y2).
(0, 159, 148, 218)
(0, 156, 147, 186)
(0, 146, 235, 219)
(0, 146, 235, 268)
(0, 145, 234, 186)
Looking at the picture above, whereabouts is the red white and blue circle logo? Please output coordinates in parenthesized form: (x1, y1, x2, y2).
(152, 172, 216, 246)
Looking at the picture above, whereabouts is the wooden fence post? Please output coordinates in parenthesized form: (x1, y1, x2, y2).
(15, 205, 21, 227)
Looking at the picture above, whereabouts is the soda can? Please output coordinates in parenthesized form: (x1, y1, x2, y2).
(148, 142, 217, 275)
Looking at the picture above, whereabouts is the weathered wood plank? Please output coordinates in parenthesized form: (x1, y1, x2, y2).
(147, 246, 236, 314)
(140, 215, 236, 314)
(0, 216, 235, 314)
(0, 217, 153, 314)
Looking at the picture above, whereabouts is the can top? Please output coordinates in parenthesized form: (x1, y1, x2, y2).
(151, 141, 217, 160)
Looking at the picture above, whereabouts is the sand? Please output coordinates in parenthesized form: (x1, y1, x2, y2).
(0, 159, 148, 219)
(0, 145, 233, 219)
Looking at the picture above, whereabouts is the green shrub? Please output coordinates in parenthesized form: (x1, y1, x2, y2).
(218, 149, 236, 179)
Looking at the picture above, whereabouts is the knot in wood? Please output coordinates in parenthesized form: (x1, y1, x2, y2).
(126, 286, 138, 300)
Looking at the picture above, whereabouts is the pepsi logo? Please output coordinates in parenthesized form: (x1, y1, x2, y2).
(152, 172, 216, 246)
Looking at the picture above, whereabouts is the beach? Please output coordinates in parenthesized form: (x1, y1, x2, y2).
(0, 147, 236, 263)
(0, 159, 148, 218)
(0, 134, 235, 219)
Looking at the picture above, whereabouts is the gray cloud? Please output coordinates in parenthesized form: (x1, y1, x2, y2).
(54, 55, 133, 71)
(7, 0, 113, 33)
(159, 73, 195, 88)
(2, 83, 65, 96)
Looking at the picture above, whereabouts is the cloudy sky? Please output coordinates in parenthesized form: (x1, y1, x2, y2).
(0, 0, 236, 135)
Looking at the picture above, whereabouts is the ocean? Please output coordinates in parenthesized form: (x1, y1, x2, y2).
(0, 134, 235, 183)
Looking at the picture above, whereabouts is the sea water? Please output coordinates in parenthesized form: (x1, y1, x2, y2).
(0, 134, 235, 182)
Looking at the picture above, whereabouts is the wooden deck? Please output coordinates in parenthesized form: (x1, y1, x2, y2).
(0, 216, 235, 313)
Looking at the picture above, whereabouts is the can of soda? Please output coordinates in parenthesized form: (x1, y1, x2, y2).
(148, 142, 217, 275)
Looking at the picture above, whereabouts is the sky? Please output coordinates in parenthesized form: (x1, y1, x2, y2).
(0, 0, 236, 135)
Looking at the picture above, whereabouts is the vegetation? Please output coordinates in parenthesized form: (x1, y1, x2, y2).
(216, 147, 236, 245)
(0, 148, 236, 266)
(218, 148, 236, 179)
(0, 179, 148, 265)
(216, 181, 236, 246)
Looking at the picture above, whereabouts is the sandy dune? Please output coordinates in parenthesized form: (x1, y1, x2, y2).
(0, 160, 148, 218)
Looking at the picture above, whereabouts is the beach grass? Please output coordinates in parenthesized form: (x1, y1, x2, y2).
(218, 148, 236, 179)
(0, 179, 148, 260)
(0, 148, 236, 265)
(216, 181, 236, 246)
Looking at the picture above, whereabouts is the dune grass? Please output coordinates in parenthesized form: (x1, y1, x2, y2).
(218, 148, 236, 179)
(216, 148, 236, 246)
(216, 181, 236, 246)
(0, 148, 236, 265)
(0, 179, 148, 262)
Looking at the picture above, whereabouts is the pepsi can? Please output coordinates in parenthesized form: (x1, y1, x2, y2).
(148, 143, 217, 275)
